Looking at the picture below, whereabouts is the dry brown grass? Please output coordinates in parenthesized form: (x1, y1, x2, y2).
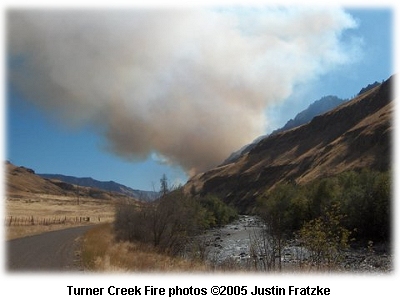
(82, 223, 212, 273)
(5, 193, 116, 240)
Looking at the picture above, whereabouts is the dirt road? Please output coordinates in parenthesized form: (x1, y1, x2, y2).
(6, 225, 94, 272)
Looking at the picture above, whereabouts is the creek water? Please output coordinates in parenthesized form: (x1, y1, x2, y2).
(204, 215, 262, 266)
(198, 215, 310, 270)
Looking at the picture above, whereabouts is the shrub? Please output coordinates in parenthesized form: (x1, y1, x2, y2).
(299, 202, 352, 270)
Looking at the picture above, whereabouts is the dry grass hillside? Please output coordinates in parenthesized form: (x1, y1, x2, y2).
(4, 162, 140, 239)
(185, 76, 394, 213)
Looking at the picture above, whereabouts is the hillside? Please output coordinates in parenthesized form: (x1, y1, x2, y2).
(271, 95, 346, 135)
(185, 76, 393, 213)
(5, 161, 139, 203)
(222, 95, 346, 165)
(6, 162, 67, 196)
(39, 174, 159, 201)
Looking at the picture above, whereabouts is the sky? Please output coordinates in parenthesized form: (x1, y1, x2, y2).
(4, 5, 394, 192)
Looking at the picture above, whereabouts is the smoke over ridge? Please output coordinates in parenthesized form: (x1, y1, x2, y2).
(8, 7, 359, 175)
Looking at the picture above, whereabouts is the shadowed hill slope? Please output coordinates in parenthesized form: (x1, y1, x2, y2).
(185, 76, 394, 213)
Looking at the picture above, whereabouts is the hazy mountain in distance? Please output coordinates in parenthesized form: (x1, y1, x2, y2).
(39, 174, 159, 202)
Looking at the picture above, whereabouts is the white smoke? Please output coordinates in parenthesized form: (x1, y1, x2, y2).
(7, 7, 359, 175)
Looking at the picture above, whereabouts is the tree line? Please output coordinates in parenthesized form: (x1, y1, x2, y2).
(256, 169, 391, 270)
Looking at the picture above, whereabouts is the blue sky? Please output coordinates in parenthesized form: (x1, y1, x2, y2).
(7, 92, 188, 191)
(5, 6, 394, 192)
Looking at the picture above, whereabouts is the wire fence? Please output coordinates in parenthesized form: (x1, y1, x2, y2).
(4, 215, 100, 226)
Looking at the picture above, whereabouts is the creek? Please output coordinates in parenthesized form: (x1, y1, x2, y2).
(196, 215, 391, 272)
(199, 215, 308, 269)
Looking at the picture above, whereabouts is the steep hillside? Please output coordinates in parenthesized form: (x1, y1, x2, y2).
(271, 95, 346, 135)
(222, 95, 346, 165)
(185, 76, 393, 213)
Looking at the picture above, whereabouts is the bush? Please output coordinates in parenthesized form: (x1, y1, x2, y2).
(339, 169, 391, 243)
(114, 189, 208, 255)
(299, 202, 352, 270)
(199, 195, 238, 228)
(256, 182, 306, 270)
(114, 189, 238, 257)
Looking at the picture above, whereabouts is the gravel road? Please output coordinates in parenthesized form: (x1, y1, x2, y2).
(6, 225, 94, 272)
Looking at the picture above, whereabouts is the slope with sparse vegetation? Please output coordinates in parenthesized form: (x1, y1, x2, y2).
(185, 76, 393, 214)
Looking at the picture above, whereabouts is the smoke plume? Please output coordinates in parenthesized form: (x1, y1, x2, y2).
(7, 7, 359, 175)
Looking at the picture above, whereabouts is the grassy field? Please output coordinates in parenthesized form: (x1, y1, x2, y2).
(5, 193, 116, 240)
(81, 223, 211, 273)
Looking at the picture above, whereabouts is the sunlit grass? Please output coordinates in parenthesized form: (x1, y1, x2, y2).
(81, 223, 211, 273)
(5, 194, 115, 240)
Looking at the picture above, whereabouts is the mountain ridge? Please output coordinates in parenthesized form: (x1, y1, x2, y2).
(184, 76, 393, 213)
(222, 95, 347, 165)
(38, 173, 159, 201)
(271, 95, 346, 135)
(5, 161, 139, 203)
(5, 161, 157, 203)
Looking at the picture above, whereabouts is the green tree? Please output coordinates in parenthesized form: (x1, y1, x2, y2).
(256, 182, 301, 270)
(339, 169, 391, 243)
(299, 202, 351, 270)
(308, 177, 340, 219)
(371, 172, 391, 241)
(200, 195, 237, 228)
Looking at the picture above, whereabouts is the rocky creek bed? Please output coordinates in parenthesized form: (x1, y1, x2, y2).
(199, 215, 392, 273)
